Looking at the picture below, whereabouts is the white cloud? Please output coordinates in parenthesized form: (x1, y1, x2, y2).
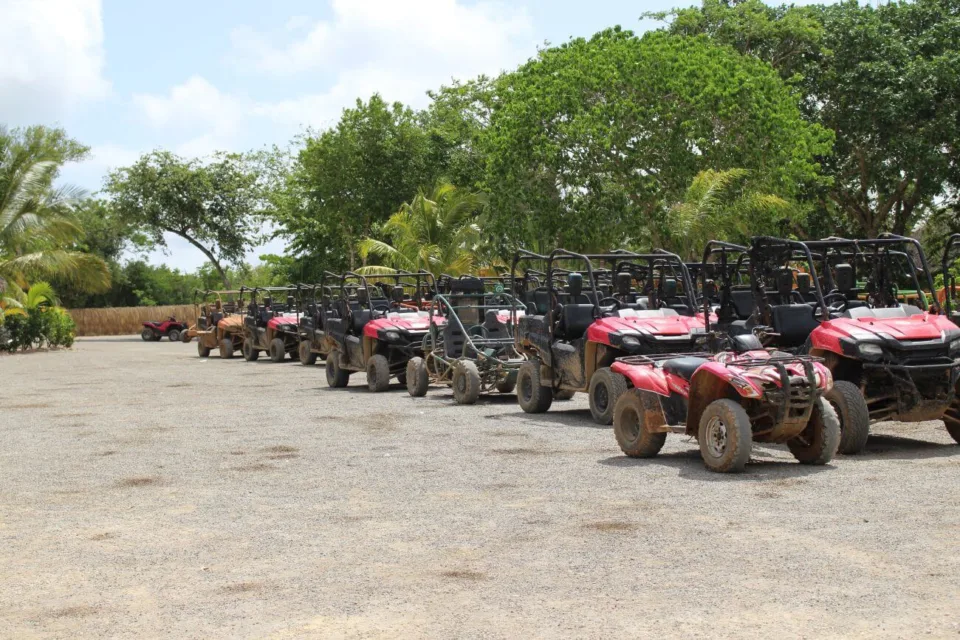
(133, 75, 245, 136)
(0, 0, 110, 123)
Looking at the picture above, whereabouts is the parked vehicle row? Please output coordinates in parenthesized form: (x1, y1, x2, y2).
(176, 234, 960, 473)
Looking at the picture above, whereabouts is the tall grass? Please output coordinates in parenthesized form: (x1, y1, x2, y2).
(67, 305, 198, 337)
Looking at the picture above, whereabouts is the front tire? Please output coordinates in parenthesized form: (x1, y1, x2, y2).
(826, 380, 870, 454)
(299, 340, 317, 365)
(181, 330, 192, 343)
(788, 397, 841, 465)
(944, 396, 960, 444)
(452, 361, 482, 405)
(367, 354, 391, 392)
(242, 339, 259, 362)
(495, 375, 517, 394)
(698, 399, 753, 473)
(197, 341, 211, 358)
(588, 367, 628, 425)
(220, 338, 234, 359)
(269, 338, 286, 362)
(517, 359, 553, 413)
(406, 357, 429, 397)
(141, 328, 153, 341)
(326, 356, 350, 388)
(613, 390, 667, 458)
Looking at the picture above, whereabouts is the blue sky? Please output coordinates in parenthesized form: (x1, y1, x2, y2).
(2, 0, 828, 270)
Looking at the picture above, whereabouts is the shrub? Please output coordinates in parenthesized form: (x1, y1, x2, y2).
(0, 306, 77, 352)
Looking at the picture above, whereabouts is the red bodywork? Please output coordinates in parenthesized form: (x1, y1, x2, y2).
(362, 311, 445, 339)
(587, 312, 707, 346)
(142, 319, 185, 333)
(809, 312, 955, 354)
(266, 313, 300, 332)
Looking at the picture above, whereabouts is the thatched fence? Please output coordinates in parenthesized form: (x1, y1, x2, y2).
(67, 305, 198, 337)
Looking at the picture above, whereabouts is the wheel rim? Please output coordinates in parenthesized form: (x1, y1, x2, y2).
(704, 415, 728, 458)
(621, 406, 641, 442)
(594, 382, 609, 413)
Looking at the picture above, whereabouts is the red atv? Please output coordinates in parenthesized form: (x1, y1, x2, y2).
(323, 271, 441, 391)
(514, 249, 707, 424)
(141, 317, 187, 342)
(611, 328, 839, 473)
(718, 236, 960, 454)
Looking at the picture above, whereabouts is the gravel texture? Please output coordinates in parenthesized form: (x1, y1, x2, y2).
(1, 336, 959, 638)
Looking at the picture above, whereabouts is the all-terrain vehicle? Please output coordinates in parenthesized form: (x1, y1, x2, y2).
(296, 280, 336, 365)
(240, 286, 303, 362)
(141, 317, 187, 342)
(323, 270, 440, 391)
(192, 289, 245, 358)
(514, 249, 707, 424)
(406, 274, 530, 404)
(726, 236, 960, 453)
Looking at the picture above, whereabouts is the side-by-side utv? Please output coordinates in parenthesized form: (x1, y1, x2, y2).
(323, 271, 441, 391)
(193, 289, 245, 358)
(514, 249, 707, 424)
(241, 286, 302, 362)
(297, 281, 335, 365)
(407, 274, 529, 404)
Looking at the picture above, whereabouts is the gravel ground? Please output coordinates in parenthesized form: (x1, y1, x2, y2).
(1, 336, 959, 639)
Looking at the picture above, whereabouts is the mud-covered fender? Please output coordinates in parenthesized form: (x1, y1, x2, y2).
(611, 361, 670, 397)
(686, 365, 754, 437)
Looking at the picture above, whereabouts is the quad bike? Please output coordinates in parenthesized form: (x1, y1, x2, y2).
(611, 336, 839, 473)
(193, 289, 245, 359)
(297, 280, 335, 365)
(141, 317, 187, 342)
(407, 275, 529, 404)
(514, 249, 707, 424)
(323, 270, 441, 392)
(240, 286, 302, 362)
(720, 236, 960, 453)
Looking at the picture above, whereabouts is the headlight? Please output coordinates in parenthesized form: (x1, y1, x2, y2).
(729, 376, 761, 398)
(621, 335, 641, 348)
(950, 339, 960, 356)
(857, 343, 883, 360)
(385, 330, 402, 342)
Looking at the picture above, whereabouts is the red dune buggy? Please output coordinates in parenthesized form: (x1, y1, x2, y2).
(141, 317, 187, 342)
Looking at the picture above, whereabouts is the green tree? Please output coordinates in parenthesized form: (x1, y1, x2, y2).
(655, 0, 960, 237)
(663, 169, 793, 259)
(482, 29, 832, 254)
(0, 125, 110, 301)
(273, 95, 436, 272)
(105, 150, 269, 288)
(423, 77, 497, 191)
(357, 183, 485, 276)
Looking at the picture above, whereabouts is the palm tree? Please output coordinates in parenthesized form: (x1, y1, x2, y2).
(663, 169, 793, 259)
(357, 183, 486, 276)
(0, 127, 110, 302)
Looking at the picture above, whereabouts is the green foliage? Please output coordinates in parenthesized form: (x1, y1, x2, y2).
(655, 0, 960, 237)
(0, 282, 76, 351)
(482, 29, 832, 254)
(105, 150, 270, 287)
(357, 182, 486, 276)
(0, 125, 110, 298)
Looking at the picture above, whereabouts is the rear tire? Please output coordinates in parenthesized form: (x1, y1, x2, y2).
(181, 330, 191, 343)
(698, 399, 753, 473)
(367, 354, 390, 392)
(326, 356, 350, 388)
(269, 338, 286, 362)
(299, 340, 317, 365)
(517, 359, 553, 413)
(197, 341, 211, 358)
(452, 361, 482, 405)
(588, 367, 628, 425)
(168, 329, 181, 342)
(944, 397, 960, 444)
(141, 328, 153, 341)
(613, 390, 667, 458)
(220, 338, 234, 359)
(406, 357, 429, 397)
(555, 389, 576, 400)
(495, 375, 517, 394)
(242, 339, 259, 362)
(826, 380, 870, 454)
(788, 397, 841, 465)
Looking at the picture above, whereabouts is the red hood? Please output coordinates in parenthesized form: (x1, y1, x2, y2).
(363, 312, 445, 338)
(819, 313, 954, 342)
(587, 313, 705, 345)
(266, 313, 299, 331)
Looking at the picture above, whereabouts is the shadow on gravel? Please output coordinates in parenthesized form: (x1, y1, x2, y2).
(487, 409, 610, 430)
(424, 393, 519, 406)
(315, 384, 406, 394)
(77, 337, 143, 343)
(841, 434, 958, 461)
(597, 452, 836, 481)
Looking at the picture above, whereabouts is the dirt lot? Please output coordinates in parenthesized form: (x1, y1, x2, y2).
(1, 337, 959, 638)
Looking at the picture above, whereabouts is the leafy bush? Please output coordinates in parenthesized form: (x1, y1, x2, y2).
(0, 307, 76, 352)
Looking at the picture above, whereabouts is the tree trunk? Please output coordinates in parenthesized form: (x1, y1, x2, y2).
(170, 230, 231, 289)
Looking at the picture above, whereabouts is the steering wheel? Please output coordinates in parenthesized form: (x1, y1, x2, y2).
(812, 292, 847, 318)
(598, 297, 622, 310)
